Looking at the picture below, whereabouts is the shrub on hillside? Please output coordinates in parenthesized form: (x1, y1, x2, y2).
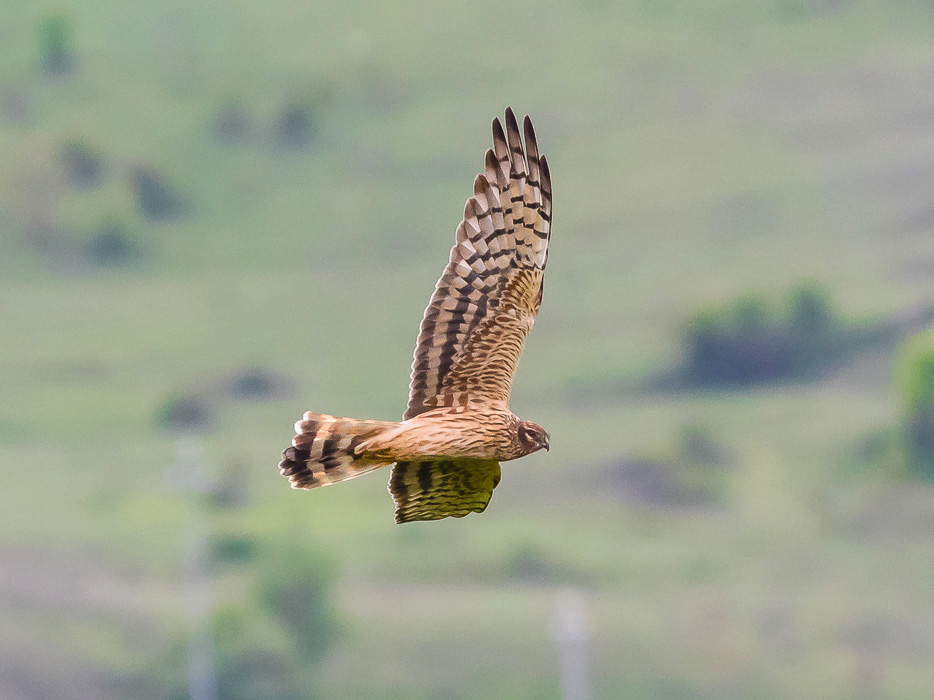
(683, 281, 844, 386)
(276, 100, 316, 150)
(61, 140, 104, 189)
(208, 607, 312, 700)
(226, 366, 294, 401)
(39, 14, 75, 76)
(210, 534, 256, 565)
(229, 366, 278, 399)
(273, 83, 334, 150)
(258, 545, 337, 658)
(158, 394, 213, 432)
(156, 542, 337, 699)
(130, 166, 184, 221)
(213, 99, 251, 144)
(86, 218, 139, 266)
(505, 542, 555, 583)
(210, 460, 252, 509)
(897, 332, 934, 480)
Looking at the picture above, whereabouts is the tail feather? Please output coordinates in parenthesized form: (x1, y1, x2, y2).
(279, 412, 397, 489)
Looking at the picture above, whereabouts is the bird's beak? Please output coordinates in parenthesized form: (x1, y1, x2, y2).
(543, 436, 550, 451)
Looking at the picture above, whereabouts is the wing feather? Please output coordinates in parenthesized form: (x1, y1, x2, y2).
(405, 108, 552, 419)
(389, 459, 502, 523)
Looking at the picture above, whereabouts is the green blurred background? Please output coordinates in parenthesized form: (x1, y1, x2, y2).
(4, 1, 934, 698)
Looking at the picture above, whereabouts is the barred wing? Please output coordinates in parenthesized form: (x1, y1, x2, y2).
(389, 459, 502, 523)
(405, 108, 553, 419)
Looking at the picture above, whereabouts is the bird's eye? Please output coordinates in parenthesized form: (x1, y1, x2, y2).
(519, 424, 539, 445)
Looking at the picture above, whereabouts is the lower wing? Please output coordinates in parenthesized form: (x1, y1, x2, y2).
(388, 459, 502, 524)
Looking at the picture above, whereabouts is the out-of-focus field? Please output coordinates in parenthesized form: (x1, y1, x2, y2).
(3, 1, 934, 698)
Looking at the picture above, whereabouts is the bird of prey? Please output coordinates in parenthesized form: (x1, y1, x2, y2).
(279, 108, 552, 523)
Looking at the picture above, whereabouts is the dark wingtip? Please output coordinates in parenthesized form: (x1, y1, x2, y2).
(492, 115, 506, 144)
(504, 108, 521, 138)
(523, 115, 540, 164)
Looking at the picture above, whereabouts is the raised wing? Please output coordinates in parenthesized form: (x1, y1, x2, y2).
(405, 108, 552, 419)
(389, 459, 502, 523)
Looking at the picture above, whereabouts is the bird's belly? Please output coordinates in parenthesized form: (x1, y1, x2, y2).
(376, 414, 515, 462)
(387, 434, 505, 461)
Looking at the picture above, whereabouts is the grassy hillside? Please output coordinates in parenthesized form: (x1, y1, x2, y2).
(4, 1, 934, 697)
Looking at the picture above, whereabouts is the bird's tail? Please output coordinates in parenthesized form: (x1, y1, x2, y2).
(279, 412, 398, 489)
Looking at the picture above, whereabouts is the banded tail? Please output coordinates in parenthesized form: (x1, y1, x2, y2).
(279, 412, 397, 489)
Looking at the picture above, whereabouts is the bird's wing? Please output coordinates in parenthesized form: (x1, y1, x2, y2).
(405, 108, 552, 419)
(389, 459, 502, 523)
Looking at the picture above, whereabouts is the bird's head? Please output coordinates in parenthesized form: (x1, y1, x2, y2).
(518, 421, 550, 454)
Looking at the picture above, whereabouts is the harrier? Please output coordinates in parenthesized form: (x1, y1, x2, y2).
(279, 108, 552, 523)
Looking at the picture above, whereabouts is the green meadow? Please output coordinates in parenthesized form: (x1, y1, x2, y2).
(3, 1, 934, 697)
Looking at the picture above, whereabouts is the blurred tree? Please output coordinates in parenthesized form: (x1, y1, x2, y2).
(789, 281, 834, 333)
(788, 280, 837, 377)
(732, 294, 789, 382)
(131, 166, 184, 221)
(230, 366, 281, 400)
(276, 100, 316, 150)
(61, 140, 104, 189)
(679, 424, 731, 468)
(897, 332, 934, 480)
(210, 607, 313, 700)
(685, 294, 790, 385)
(39, 14, 75, 76)
(210, 534, 257, 565)
(506, 542, 554, 583)
(213, 98, 251, 144)
(684, 309, 732, 384)
(210, 460, 253, 509)
(258, 544, 337, 658)
(158, 393, 213, 432)
(87, 217, 139, 266)
(158, 535, 337, 699)
(683, 281, 846, 387)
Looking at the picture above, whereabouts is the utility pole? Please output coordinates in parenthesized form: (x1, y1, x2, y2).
(552, 587, 592, 700)
(172, 437, 219, 700)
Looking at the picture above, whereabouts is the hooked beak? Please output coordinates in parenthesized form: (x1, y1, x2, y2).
(543, 434, 550, 451)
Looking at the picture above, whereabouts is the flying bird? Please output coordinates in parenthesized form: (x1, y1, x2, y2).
(279, 108, 552, 523)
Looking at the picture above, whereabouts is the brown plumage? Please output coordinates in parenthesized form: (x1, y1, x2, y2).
(279, 108, 552, 523)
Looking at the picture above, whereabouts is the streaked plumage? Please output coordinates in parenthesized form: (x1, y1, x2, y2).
(279, 108, 552, 523)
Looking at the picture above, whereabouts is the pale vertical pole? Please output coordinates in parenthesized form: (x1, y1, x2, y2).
(552, 587, 592, 700)
(174, 437, 219, 700)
